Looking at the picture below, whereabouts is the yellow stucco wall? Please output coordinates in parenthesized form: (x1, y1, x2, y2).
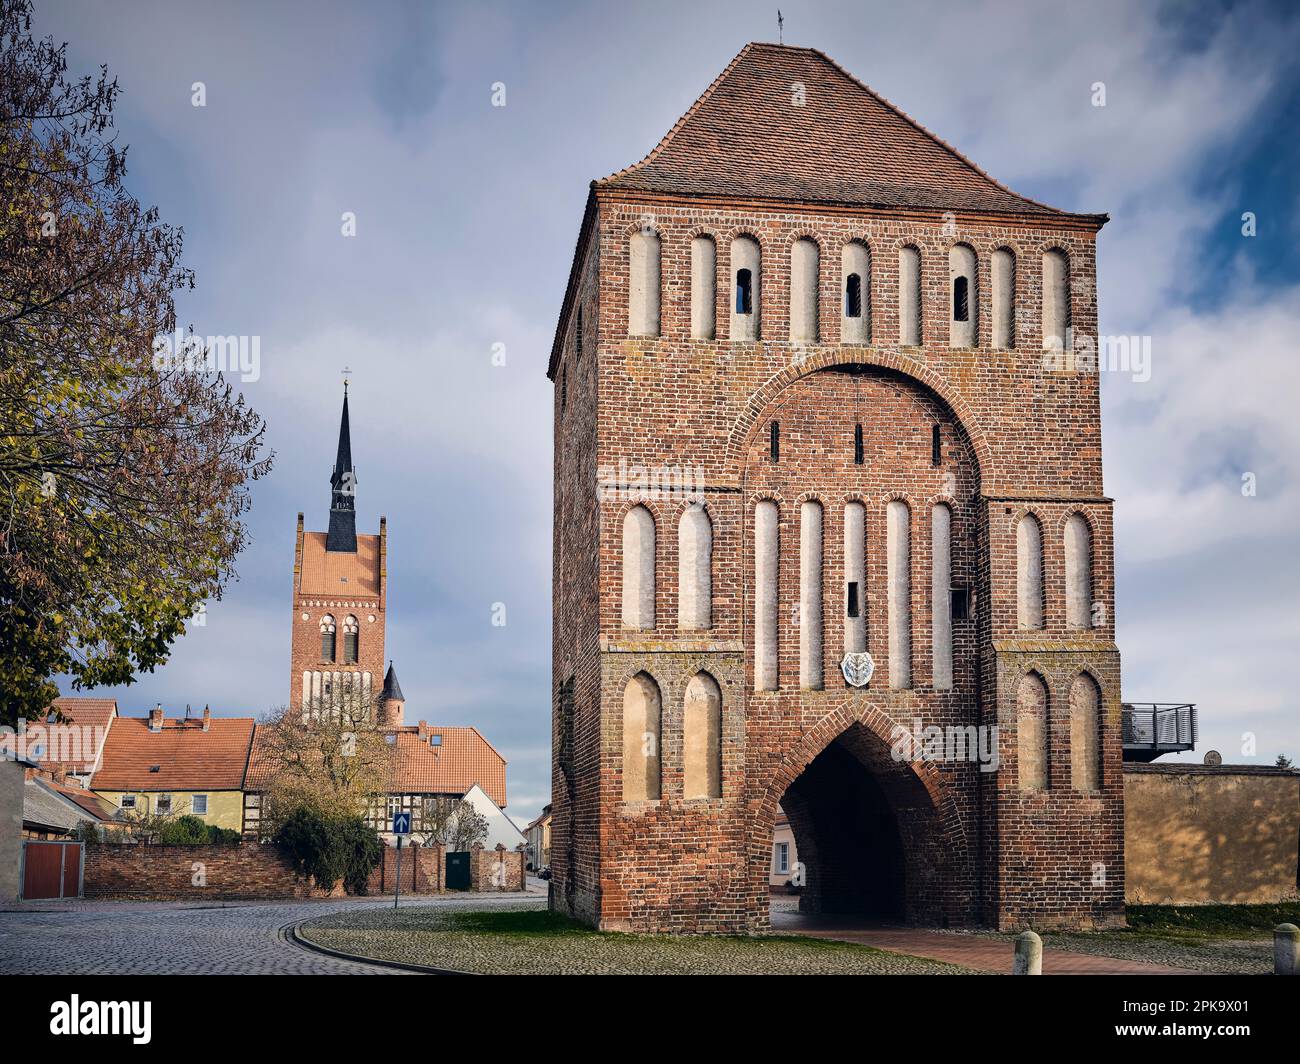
(1124, 766, 1300, 905)
(94, 790, 245, 832)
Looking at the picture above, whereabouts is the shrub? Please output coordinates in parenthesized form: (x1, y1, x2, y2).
(160, 814, 211, 846)
(274, 805, 382, 894)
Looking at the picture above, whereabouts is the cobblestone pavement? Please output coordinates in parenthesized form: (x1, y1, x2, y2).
(0, 892, 542, 975)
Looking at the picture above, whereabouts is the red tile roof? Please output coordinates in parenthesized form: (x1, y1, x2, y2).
(21, 697, 118, 776)
(600, 42, 1102, 221)
(91, 715, 255, 792)
(298, 531, 381, 598)
(243, 721, 507, 807)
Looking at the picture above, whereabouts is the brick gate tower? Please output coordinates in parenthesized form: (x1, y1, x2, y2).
(289, 385, 392, 722)
(548, 43, 1124, 932)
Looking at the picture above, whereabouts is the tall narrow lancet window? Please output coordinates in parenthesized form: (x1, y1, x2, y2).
(731, 236, 760, 340)
(1064, 513, 1094, 630)
(991, 247, 1015, 348)
(342, 615, 359, 664)
(691, 235, 717, 340)
(1016, 514, 1045, 630)
(628, 229, 661, 337)
(754, 501, 780, 691)
(575, 305, 584, 360)
(799, 500, 824, 689)
(841, 241, 870, 344)
(1070, 673, 1102, 792)
(1042, 248, 1070, 352)
(1017, 672, 1049, 793)
(683, 672, 722, 799)
(886, 500, 912, 689)
(678, 504, 713, 630)
(899, 245, 921, 346)
(931, 504, 953, 690)
(790, 238, 819, 342)
(320, 614, 336, 662)
(622, 672, 662, 801)
(949, 244, 977, 348)
(621, 505, 656, 630)
(843, 502, 866, 656)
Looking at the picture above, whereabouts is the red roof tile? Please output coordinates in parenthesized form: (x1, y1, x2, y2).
(91, 715, 255, 792)
(600, 42, 1100, 220)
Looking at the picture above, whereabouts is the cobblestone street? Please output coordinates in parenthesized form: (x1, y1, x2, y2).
(0, 892, 543, 975)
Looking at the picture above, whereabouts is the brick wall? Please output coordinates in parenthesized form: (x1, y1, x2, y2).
(550, 188, 1124, 933)
(83, 843, 326, 900)
(470, 843, 527, 892)
(366, 842, 444, 895)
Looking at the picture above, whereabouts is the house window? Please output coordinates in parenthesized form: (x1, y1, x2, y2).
(951, 587, 970, 621)
(156, 794, 173, 815)
(429, 734, 442, 746)
(120, 794, 137, 810)
(191, 794, 208, 815)
(774, 842, 789, 874)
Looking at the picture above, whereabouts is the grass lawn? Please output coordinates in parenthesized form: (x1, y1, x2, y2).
(1034, 903, 1300, 975)
(297, 904, 973, 975)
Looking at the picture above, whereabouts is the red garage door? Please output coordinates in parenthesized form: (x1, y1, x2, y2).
(21, 841, 83, 900)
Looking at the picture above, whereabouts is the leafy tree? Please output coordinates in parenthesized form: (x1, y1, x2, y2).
(0, 0, 272, 724)
(275, 805, 382, 894)
(335, 815, 383, 895)
(415, 797, 489, 852)
(1277, 754, 1293, 769)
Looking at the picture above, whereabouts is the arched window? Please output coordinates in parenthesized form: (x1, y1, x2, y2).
(621, 505, 656, 630)
(622, 672, 661, 801)
(1064, 513, 1094, 629)
(342, 615, 359, 664)
(843, 502, 866, 655)
(731, 236, 760, 341)
(1042, 248, 1070, 351)
(1017, 672, 1049, 792)
(683, 672, 722, 799)
(1016, 514, 1044, 630)
(1069, 673, 1102, 791)
(949, 244, 977, 348)
(628, 229, 661, 337)
(799, 500, 823, 689)
(931, 503, 953, 690)
(887, 499, 912, 689)
(319, 614, 336, 662)
(991, 247, 1015, 348)
(690, 235, 717, 340)
(678, 504, 712, 630)
(754, 500, 779, 691)
(790, 237, 819, 343)
(841, 241, 870, 344)
(899, 245, 921, 346)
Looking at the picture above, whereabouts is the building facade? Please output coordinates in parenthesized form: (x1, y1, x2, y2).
(549, 43, 1124, 932)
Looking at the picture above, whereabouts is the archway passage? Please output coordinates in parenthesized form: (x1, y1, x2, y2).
(773, 722, 959, 926)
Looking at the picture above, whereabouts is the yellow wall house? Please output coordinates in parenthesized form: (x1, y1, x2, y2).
(90, 706, 254, 832)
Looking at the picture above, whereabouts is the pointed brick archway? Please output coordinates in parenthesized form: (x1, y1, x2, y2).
(752, 699, 978, 929)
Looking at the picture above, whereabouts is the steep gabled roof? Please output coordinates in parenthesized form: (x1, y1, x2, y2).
(90, 715, 256, 792)
(600, 42, 1100, 220)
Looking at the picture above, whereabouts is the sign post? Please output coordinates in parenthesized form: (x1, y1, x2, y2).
(391, 810, 411, 909)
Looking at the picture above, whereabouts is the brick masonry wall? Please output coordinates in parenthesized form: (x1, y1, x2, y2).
(366, 842, 444, 895)
(469, 844, 527, 892)
(551, 190, 1123, 933)
(83, 843, 326, 900)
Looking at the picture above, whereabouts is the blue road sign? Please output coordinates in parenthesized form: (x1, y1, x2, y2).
(391, 811, 411, 835)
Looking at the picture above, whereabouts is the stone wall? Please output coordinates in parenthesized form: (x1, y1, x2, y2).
(1124, 764, 1300, 905)
(470, 843, 527, 892)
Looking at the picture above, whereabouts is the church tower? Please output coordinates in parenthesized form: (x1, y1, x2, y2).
(290, 384, 388, 716)
(549, 43, 1124, 933)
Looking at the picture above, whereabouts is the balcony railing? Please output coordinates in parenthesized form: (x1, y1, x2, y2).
(1122, 703, 1197, 762)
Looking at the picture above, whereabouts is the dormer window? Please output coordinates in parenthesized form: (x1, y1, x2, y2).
(430, 734, 442, 747)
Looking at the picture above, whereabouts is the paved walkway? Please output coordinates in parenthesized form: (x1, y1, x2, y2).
(771, 913, 1198, 974)
(0, 891, 541, 975)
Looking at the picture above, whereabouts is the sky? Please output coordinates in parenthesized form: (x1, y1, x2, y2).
(33, 0, 1300, 825)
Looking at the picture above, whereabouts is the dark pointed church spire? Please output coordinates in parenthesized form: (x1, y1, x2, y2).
(326, 382, 358, 552)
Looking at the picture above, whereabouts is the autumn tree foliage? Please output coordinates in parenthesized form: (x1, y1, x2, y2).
(0, 0, 271, 723)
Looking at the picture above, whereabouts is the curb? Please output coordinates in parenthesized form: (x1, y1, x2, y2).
(281, 918, 474, 975)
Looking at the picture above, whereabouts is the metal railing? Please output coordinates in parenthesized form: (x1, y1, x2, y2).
(1122, 703, 1197, 759)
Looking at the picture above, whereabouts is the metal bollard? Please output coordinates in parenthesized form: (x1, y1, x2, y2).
(1275, 923, 1299, 975)
(1013, 930, 1043, 975)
